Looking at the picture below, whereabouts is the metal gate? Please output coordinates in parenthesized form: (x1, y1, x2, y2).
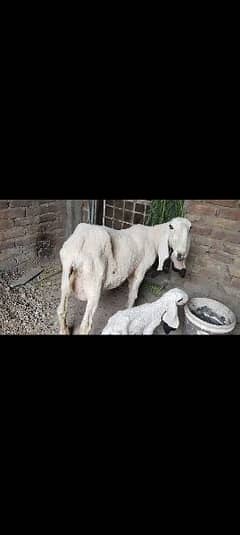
(92, 200, 108, 226)
(94, 200, 109, 226)
(95, 200, 104, 225)
(87, 200, 104, 225)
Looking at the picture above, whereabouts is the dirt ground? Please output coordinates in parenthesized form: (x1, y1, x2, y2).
(0, 259, 239, 335)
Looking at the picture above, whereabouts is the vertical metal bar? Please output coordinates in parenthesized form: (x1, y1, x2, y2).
(102, 200, 106, 226)
(88, 200, 91, 224)
(93, 200, 97, 224)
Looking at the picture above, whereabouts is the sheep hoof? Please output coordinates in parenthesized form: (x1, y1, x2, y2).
(59, 325, 70, 335)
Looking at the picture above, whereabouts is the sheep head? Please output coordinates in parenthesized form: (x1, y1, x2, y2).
(157, 217, 192, 277)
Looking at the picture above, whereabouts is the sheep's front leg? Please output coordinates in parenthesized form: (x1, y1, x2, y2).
(77, 294, 101, 335)
(143, 324, 156, 335)
(128, 268, 146, 308)
(143, 320, 160, 335)
(58, 299, 70, 335)
(57, 270, 71, 335)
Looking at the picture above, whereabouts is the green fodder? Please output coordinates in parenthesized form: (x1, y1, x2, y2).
(147, 200, 185, 226)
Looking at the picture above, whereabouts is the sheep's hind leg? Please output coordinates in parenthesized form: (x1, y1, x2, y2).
(75, 260, 105, 335)
(75, 293, 100, 335)
(128, 268, 146, 308)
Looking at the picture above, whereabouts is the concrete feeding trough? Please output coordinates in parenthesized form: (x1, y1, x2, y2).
(184, 297, 236, 335)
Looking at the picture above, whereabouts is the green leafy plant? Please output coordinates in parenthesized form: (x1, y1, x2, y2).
(143, 281, 167, 297)
(147, 200, 185, 226)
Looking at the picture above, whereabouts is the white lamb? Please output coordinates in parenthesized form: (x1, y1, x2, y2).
(57, 217, 192, 335)
(102, 288, 189, 335)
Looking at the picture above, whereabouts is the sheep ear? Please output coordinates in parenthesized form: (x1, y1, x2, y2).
(157, 230, 170, 271)
(162, 303, 179, 330)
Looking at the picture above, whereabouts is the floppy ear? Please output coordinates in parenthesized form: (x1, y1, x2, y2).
(157, 227, 170, 271)
(162, 302, 180, 330)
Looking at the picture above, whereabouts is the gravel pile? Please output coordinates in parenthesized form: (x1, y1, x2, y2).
(0, 261, 129, 335)
(0, 266, 62, 335)
(0, 260, 92, 335)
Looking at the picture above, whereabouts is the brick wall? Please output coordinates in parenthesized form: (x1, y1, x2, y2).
(0, 200, 68, 270)
(3, 198, 239, 301)
(104, 200, 151, 229)
(185, 200, 240, 296)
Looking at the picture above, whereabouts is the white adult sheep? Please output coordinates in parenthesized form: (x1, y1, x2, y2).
(101, 288, 189, 335)
(57, 217, 192, 335)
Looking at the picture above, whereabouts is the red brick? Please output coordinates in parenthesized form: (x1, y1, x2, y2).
(40, 224, 58, 234)
(0, 227, 25, 240)
(192, 225, 212, 236)
(218, 207, 240, 220)
(189, 215, 240, 231)
(210, 217, 240, 231)
(187, 202, 218, 216)
(0, 207, 26, 219)
(191, 235, 215, 247)
(39, 213, 56, 223)
(9, 200, 33, 207)
(211, 229, 240, 244)
(14, 215, 39, 227)
(26, 206, 40, 217)
(223, 242, 240, 255)
(0, 219, 14, 230)
(40, 203, 56, 214)
(207, 200, 238, 208)
(55, 200, 66, 209)
(190, 244, 211, 255)
(185, 213, 201, 223)
(24, 228, 43, 239)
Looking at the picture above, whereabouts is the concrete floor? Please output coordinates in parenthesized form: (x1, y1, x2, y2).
(0, 260, 239, 335)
